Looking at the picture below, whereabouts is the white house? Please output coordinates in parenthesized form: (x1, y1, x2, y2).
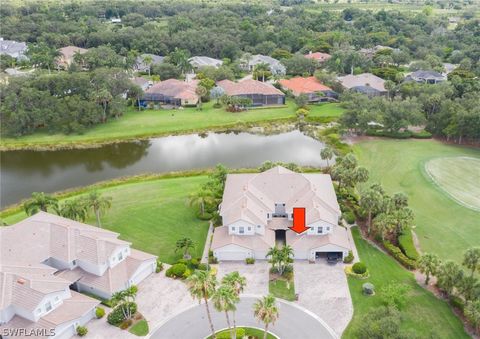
(0, 212, 157, 339)
(241, 54, 286, 76)
(211, 166, 350, 262)
(188, 56, 223, 69)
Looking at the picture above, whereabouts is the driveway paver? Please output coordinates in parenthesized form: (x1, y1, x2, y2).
(216, 261, 269, 295)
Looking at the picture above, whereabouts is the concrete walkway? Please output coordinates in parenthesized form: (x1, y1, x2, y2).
(150, 296, 338, 339)
(344, 221, 360, 263)
(201, 221, 214, 264)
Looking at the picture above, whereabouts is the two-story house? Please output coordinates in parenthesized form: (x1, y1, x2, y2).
(211, 166, 351, 262)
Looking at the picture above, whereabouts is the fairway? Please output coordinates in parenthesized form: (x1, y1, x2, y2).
(354, 139, 480, 262)
(425, 157, 480, 211)
(2, 176, 210, 264)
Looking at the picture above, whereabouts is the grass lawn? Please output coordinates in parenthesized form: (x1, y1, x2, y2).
(209, 327, 276, 339)
(2, 176, 210, 264)
(129, 319, 149, 336)
(0, 101, 343, 150)
(269, 279, 296, 301)
(354, 139, 480, 263)
(343, 227, 468, 339)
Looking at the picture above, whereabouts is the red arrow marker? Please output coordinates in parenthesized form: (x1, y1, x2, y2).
(289, 207, 310, 234)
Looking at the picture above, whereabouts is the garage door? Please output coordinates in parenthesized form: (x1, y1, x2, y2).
(131, 264, 154, 285)
(217, 251, 247, 261)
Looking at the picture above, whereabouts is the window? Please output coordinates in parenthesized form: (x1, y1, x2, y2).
(317, 227, 323, 234)
(326, 227, 330, 231)
(248, 227, 251, 231)
(118, 252, 123, 261)
(72, 260, 76, 265)
(239, 227, 245, 234)
(45, 301, 52, 312)
(232, 226, 235, 231)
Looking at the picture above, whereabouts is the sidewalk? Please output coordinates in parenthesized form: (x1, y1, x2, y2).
(343, 221, 360, 262)
(201, 221, 214, 264)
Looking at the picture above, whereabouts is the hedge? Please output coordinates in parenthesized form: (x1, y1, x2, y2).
(343, 210, 356, 224)
(343, 251, 354, 264)
(353, 262, 367, 274)
(366, 129, 412, 139)
(411, 130, 432, 139)
(398, 231, 420, 261)
(165, 263, 187, 279)
(107, 302, 137, 326)
(383, 241, 417, 270)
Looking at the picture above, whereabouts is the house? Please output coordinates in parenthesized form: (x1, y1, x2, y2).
(134, 54, 164, 73)
(304, 51, 331, 63)
(0, 38, 28, 60)
(443, 63, 457, 75)
(211, 166, 350, 261)
(242, 54, 286, 76)
(359, 45, 395, 59)
(141, 79, 199, 107)
(0, 212, 156, 339)
(405, 70, 447, 84)
(56, 46, 88, 69)
(131, 77, 152, 92)
(338, 73, 387, 96)
(111, 17, 122, 24)
(279, 76, 337, 102)
(217, 79, 285, 106)
(189, 56, 223, 69)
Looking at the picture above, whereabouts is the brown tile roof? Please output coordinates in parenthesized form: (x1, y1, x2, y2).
(338, 73, 386, 92)
(279, 76, 332, 96)
(211, 226, 275, 251)
(146, 79, 199, 101)
(304, 52, 331, 62)
(217, 79, 284, 96)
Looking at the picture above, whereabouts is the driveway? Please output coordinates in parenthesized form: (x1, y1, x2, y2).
(150, 296, 337, 339)
(216, 261, 269, 295)
(294, 261, 353, 337)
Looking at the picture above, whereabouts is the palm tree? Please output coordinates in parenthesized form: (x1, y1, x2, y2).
(463, 247, 480, 277)
(212, 284, 238, 339)
(195, 85, 207, 110)
(278, 245, 294, 276)
(55, 198, 88, 221)
(372, 212, 392, 241)
(320, 147, 334, 168)
(187, 189, 216, 217)
(175, 237, 195, 259)
(253, 63, 271, 82)
(24, 192, 58, 215)
(253, 295, 279, 339)
(360, 187, 383, 234)
(186, 270, 218, 339)
(84, 191, 112, 227)
(222, 272, 247, 339)
(142, 54, 153, 76)
(418, 253, 440, 285)
(266, 246, 281, 273)
(437, 260, 463, 296)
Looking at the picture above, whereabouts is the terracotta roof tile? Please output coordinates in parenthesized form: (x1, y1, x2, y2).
(279, 76, 332, 96)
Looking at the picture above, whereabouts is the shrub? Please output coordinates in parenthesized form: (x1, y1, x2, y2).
(449, 295, 465, 311)
(296, 108, 309, 118)
(383, 241, 417, 270)
(380, 282, 409, 310)
(208, 250, 214, 257)
(345, 265, 370, 279)
(95, 307, 105, 319)
(208, 255, 218, 264)
(411, 130, 432, 139)
(107, 303, 137, 326)
(189, 258, 199, 269)
(343, 210, 356, 224)
(165, 263, 187, 279)
(76, 326, 88, 336)
(398, 232, 419, 261)
(120, 319, 133, 330)
(246, 257, 255, 264)
(343, 251, 354, 264)
(183, 268, 192, 279)
(363, 282, 375, 295)
(196, 211, 213, 220)
(213, 102, 222, 108)
(217, 328, 246, 339)
(353, 262, 367, 274)
(198, 263, 209, 271)
(366, 129, 412, 139)
(156, 259, 164, 273)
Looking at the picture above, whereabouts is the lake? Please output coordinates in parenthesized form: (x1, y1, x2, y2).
(0, 130, 329, 207)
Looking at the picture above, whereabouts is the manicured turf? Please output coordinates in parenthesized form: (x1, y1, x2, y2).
(0, 101, 343, 149)
(343, 227, 468, 339)
(354, 139, 480, 263)
(3, 176, 210, 264)
(209, 327, 276, 339)
(129, 319, 149, 336)
(269, 279, 296, 301)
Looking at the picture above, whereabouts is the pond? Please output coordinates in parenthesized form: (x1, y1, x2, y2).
(0, 130, 329, 208)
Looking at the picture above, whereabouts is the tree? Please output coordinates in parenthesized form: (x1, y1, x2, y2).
(186, 270, 218, 339)
(168, 48, 191, 74)
(380, 282, 409, 310)
(151, 62, 181, 80)
(282, 54, 318, 76)
(175, 237, 195, 259)
(253, 63, 271, 82)
(142, 54, 153, 76)
(294, 93, 308, 108)
(356, 306, 403, 339)
(212, 284, 238, 339)
(458, 276, 480, 302)
(278, 245, 294, 276)
(55, 198, 87, 221)
(331, 153, 369, 190)
(266, 246, 281, 273)
(463, 247, 480, 277)
(465, 300, 480, 333)
(320, 147, 334, 167)
(418, 253, 440, 285)
(253, 295, 279, 339)
(437, 260, 463, 296)
(111, 285, 138, 321)
(187, 189, 216, 217)
(24, 192, 58, 215)
(196, 85, 208, 110)
(84, 191, 112, 227)
(359, 185, 384, 233)
(222, 271, 247, 339)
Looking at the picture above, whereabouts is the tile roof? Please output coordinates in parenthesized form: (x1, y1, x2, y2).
(217, 79, 284, 96)
(57, 46, 88, 60)
(0, 38, 27, 58)
(189, 56, 223, 68)
(286, 225, 350, 252)
(338, 73, 386, 92)
(211, 226, 275, 251)
(145, 78, 199, 101)
(304, 52, 331, 62)
(279, 76, 332, 96)
(409, 70, 446, 80)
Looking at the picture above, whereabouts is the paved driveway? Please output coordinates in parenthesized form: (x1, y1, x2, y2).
(216, 261, 269, 295)
(150, 296, 337, 339)
(294, 261, 353, 337)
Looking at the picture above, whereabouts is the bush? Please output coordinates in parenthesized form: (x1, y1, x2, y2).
(296, 108, 309, 118)
(343, 251, 354, 264)
(366, 129, 412, 139)
(208, 255, 218, 264)
(363, 282, 375, 295)
(156, 259, 164, 273)
(411, 130, 432, 139)
(189, 258, 199, 269)
(383, 241, 417, 270)
(196, 211, 213, 220)
(76, 326, 88, 336)
(183, 268, 192, 279)
(449, 295, 465, 311)
(107, 302, 137, 326)
(398, 232, 420, 261)
(217, 328, 246, 339)
(353, 262, 367, 274)
(165, 263, 187, 279)
(120, 319, 133, 330)
(198, 263, 209, 271)
(95, 307, 105, 319)
(345, 265, 370, 279)
(213, 102, 222, 108)
(246, 257, 255, 264)
(343, 210, 356, 224)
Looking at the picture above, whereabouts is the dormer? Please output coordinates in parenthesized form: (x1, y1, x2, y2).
(109, 246, 130, 268)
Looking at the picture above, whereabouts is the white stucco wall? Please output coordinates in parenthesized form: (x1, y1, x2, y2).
(130, 259, 156, 285)
(227, 220, 257, 236)
(307, 220, 335, 235)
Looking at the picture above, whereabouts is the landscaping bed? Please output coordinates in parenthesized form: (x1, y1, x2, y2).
(208, 327, 277, 339)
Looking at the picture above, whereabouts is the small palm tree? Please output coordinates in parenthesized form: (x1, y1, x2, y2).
(55, 198, 88, 221)
(142, 54, 153, 76)
(320, 147, 334, 167)
(186, 270, 218, 339)
(463, 247, 480, 277)
(222, 272, 247, 339)
(212, 284, 238, 339)
(253, 295, 279, 339)
(278, 245, 294, 276)
(196, 85, 208, 110)
(24, 192, 58, 215)
(84, 191, 112, 227)
(187, 189, 216, 217)
(266, 246, 281, 273)
(175, 237, 195, 259)
(418, 253, 440, 285)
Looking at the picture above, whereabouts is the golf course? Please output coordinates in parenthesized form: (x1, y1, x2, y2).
(354, 139, 480, 263)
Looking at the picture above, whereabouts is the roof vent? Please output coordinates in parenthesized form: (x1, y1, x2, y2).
(17, 278, 26, 285)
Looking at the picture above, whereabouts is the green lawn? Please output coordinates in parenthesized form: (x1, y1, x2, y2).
(354, 139, 480, 263)
(343, 227, 468, 339)
(269, 279, 296, 301)
(0, 101, 343, 150)
(2, 176, 210, 264)
(209, 327, 276, 339)
(129, 320, 149, 336)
